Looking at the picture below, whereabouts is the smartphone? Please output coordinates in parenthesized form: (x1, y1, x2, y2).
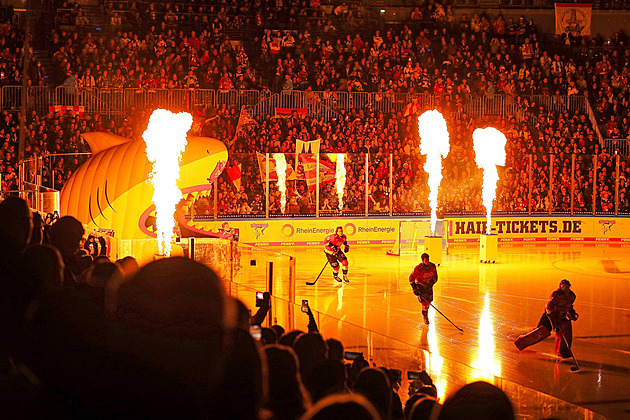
(344, 351, 363, 361)
(407, 370, 433, 385)
(249, 325, 261, 340)
(256, 292, 264, 307)
(301, 299, 309, 313)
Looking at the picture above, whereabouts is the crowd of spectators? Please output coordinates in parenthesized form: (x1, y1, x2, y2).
(0, 196, 519, 419)
(3, 3, 630, 214)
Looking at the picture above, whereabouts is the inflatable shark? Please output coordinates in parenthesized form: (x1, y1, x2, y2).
(60, 132, 227, 239)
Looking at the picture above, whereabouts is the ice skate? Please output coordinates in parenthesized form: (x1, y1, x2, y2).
(343, 274, 349, 284)
(333, 273, 342, 283)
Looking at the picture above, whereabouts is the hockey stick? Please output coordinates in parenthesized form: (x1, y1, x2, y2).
(306, 261, 328, 286)
(548, 315, 580, 371)
(420, 297, 463, 332)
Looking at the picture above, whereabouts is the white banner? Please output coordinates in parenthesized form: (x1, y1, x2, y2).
(555, 3, 592, 37)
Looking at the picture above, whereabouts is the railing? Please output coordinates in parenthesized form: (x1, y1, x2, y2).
(2, 86, 590, 122)
(585, 97, 604, 145)
(604, 138, 630, 156)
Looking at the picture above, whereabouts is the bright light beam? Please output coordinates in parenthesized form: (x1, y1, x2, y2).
(272, 153, 287, 213)
(143, 109, 192, 256)
(336, 154, 346, 211)
(417, 110, 450, 235)
(472, 127, 507, 235)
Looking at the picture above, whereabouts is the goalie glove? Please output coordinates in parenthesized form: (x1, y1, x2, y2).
(567, 309, 579, 321)
(344, 244, 349, 253)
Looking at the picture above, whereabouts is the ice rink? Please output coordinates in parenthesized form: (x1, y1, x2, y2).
(269, 243, 630, 419)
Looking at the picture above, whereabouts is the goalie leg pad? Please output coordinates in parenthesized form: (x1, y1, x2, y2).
(514, 325, 551, 351)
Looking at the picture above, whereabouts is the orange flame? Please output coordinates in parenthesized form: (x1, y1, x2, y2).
(473, 127, 507, 235)
(143, 109, 192, 256)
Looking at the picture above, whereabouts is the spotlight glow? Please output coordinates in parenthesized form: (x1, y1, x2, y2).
(143, 109, 192, 256)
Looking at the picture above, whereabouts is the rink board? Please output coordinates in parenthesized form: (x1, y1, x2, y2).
(187, 216, 630, 246)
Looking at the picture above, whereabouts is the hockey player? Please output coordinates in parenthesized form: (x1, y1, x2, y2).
(324, 226, 349, 284)
(409, 253, 438, 325)
(219, 222, 239, 241)
(515, 279, 578, 358)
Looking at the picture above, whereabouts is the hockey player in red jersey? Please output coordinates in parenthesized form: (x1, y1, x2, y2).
(515, 279, 578, 357)
(324, 226, 350, 284)
(409, 253, 438, 325)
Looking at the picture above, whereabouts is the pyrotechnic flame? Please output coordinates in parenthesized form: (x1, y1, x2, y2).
(272, 153, 287, 213)
(336, 154, 346, 211)
(473, 127, 507, 235)
(143, 109, 192, 256)
(417, 110, 450, 235)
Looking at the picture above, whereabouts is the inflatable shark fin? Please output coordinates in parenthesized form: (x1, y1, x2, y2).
(81, 132, 134, 154)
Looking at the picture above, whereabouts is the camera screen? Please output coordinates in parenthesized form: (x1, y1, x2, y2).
(301, 299, 308, 312)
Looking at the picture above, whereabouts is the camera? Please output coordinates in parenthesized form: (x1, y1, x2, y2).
(256, 291, 265, 307)
(344, 351, 363, 361)
(407, 370, 433, 385)
(301, 299, 309, 313)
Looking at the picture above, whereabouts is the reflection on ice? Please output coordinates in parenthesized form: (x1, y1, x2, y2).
(472, 293, 501, 381)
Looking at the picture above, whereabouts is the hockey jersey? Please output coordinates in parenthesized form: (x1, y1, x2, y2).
(409, 262, 438, 287)
(546, 289, 576, 318)
(324, 233, 347, 254)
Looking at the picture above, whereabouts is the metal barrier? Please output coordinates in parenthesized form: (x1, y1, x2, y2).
(3, 87, 596, 122)
(604, 138, 630, 156)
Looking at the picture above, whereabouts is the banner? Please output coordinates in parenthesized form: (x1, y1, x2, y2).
(555, 3, 592, 37)
(299, 154, 336, 192)
(256, 153, 297, 182)
(48, 105, 85, 116)
(275, 107, 308, 117)
(296, 139, 321, 154)
(403, 97, 422, 118)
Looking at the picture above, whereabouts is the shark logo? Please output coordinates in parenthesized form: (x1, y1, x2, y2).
(599, 220, 616, 234)
(251, 223, 269, 239)
(60, 132, 228, 239)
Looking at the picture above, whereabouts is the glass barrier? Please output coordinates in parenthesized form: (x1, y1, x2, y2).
(620, 154, 630, 215)
(573, 154, 594, 213)
(368, 152, 391, 215)
(596, 152, 615, 213)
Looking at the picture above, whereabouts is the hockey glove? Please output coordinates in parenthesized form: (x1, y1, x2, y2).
(411, 283, 423, 296)
(344, 244, 349, 253)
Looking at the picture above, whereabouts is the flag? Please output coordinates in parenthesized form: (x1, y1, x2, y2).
(226, 164, 242, 191)
(274, 107, 308, 118)
(236, 107, 257, 134)
(300, 154, 336, 192)
(191, 109, 218, 135)
(48, 105, 85, 116)
(403, 97, 423, 117)
(257, 153, 297, 183)
(296, 139, 321, 154)
(555, 3, 592, 37)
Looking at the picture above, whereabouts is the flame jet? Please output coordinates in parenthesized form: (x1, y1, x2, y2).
(472, 127, 507, 235)
(417, 110, 450, 235)
(336, 154, 346, 211)
(272, 153, 287, 213)
(143, 109, 193, 256)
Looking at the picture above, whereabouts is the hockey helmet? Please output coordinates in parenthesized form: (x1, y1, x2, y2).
(560, 279, 571, 287)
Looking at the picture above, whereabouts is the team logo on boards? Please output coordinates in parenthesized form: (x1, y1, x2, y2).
(599, 220, 616, 234)
(251, 223, 269, 239)
(344, 223, 357, 236)
(282, 224, 295, 237)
